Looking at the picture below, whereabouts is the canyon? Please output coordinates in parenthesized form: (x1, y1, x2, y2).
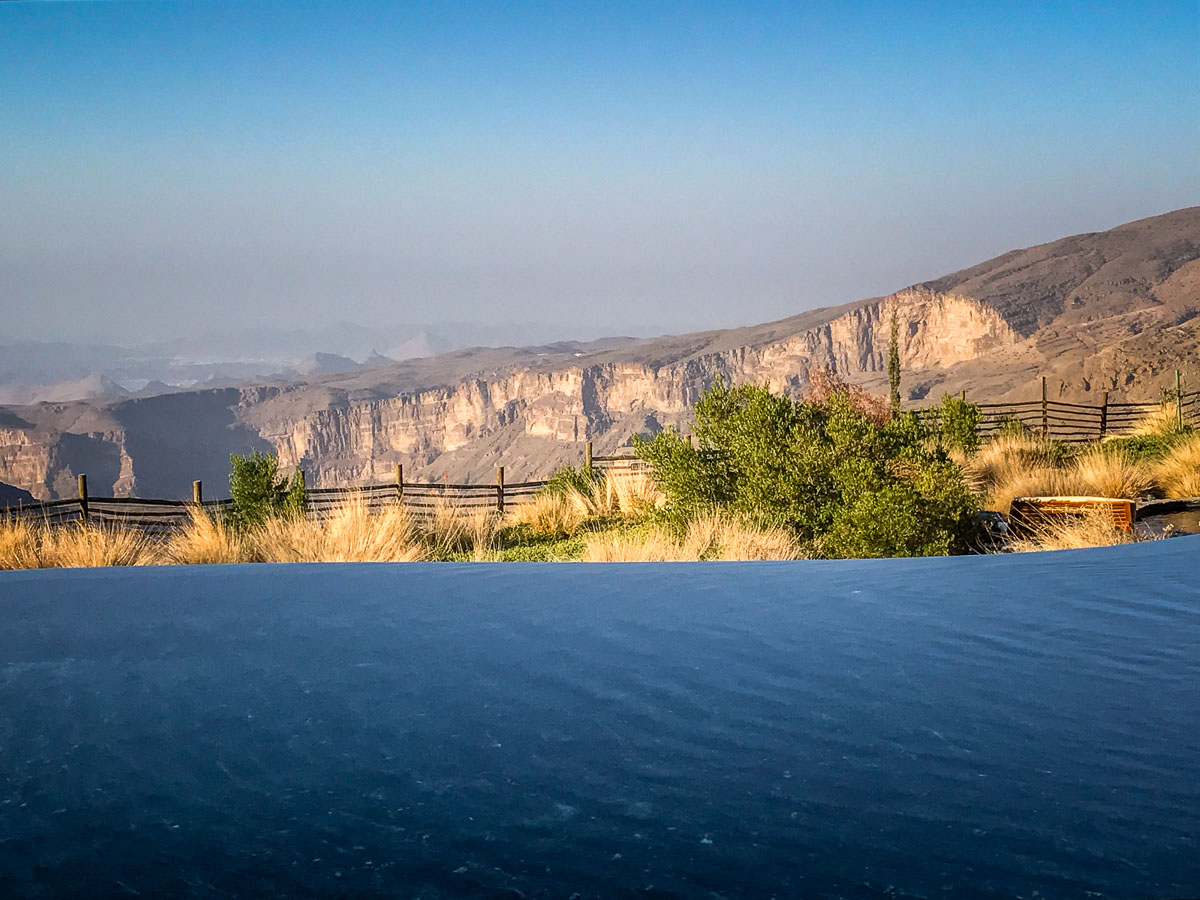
(3, 207, 1198, 500)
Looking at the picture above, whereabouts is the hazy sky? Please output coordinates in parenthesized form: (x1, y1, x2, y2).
(2, 1, 1197, 345)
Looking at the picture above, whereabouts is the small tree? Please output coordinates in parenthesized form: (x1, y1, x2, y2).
(936, 394, 982, 454)
(229, 450, 306, 530)
(888, 307, 902, 416)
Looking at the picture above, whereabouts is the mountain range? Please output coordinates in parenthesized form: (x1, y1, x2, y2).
(2, 207, 1197, 501)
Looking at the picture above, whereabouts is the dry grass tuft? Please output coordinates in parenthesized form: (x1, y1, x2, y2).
(596, 472, 663, 516)
(508, 473, 663, 539)
(507, 492, 587, 537)
(0, 517, 42, 570)
(420, 500, 501, 558)
(156, 509, 248, 565)
(255, 497, 427, 563)
(1126, 403, 1183, 437)
(965, 433, 1065, 494)
(970, 433, 1154, 514)
(564, 472, 664, 520)
(1008, 509, 1145, 553)
(984, 467, 1088, 516)
(581, 511, 804, 562)
(580, 529, 688, 562)
(1153, 434, 1200, 498)
(680, 511, 805, 561)
(34, 522, 153, 568)
(1071, 449, 1154, 500)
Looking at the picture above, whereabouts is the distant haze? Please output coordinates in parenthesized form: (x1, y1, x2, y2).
(2, 1, 1197, 345)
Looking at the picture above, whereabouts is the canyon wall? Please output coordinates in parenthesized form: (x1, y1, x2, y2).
(206, 290, 1024, 493)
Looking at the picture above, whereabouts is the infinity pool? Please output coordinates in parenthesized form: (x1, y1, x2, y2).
(1, 544, 1197, 898)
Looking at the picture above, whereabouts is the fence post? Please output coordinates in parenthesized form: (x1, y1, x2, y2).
(1176, 370, 1183, 431)
(192, 480, 203, 505)
(395, 463, 404, 506)
(496, 466, 505, 516)
(1041, 377, 1049, 437)
(584, 441, 593, 474)
(77, 473, 88, 520)
(1100, 391, 1109, 438)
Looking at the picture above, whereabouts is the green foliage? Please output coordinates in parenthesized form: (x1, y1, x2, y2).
(994, 416, 1027, 437)
(888, 308, 902, 415)
(283, 467, 307, 518)
(633, 381, 981, 558)
(1097, 432, 1187, 463)
(228, 450, 306, 530)
(936, 394, 982, 454)
(539, 463, 597, 497)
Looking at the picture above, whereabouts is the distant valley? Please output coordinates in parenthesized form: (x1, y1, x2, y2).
(3, 207, 1198, 501)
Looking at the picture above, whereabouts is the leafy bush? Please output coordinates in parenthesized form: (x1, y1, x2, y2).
(229, 450, 307, 530)
(633, 381, 981, 558)
(936, 394, 982, 454)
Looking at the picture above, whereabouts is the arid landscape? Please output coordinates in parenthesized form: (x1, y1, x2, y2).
(2, 206, 1197, 500)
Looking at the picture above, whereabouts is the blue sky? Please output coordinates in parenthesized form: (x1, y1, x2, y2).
(2, 0, 1197, 344)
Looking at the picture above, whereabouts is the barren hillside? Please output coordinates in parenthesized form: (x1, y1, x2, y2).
(3, 207, 1198, 500)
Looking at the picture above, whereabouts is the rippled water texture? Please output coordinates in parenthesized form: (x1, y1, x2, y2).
(1, 542, 1198, 898)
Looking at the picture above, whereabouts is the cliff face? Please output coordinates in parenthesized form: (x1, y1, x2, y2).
(249, 289, 1017, 486)
(3, 207, 1197, 499)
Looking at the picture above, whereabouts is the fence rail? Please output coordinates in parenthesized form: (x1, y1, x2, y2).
(5, 373, 1196, 530)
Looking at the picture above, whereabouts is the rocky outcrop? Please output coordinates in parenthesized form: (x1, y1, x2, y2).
(2, 207, 1196, 499)
(0, 290, 1017, 497)
(246, 289, 1018, 486)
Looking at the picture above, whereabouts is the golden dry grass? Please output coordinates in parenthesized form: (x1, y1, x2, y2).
(1008, 509, 1145, 553)
(0, 517, 41, 570)
(1071, 449, 1154, 500)
(1152, 434, 1200, 498)
(581, 512, 804, 562)
(964, 432, 1066, 495)
(1125, 403, 1183, 437)
(982, 467, 1088, 516)
(594, 472, 664, 516)
(156, 509, 248, 565)
(420, 500, 501, 559)
(680, 511, 805, 561)
(506, 491, 587, 537)
(508, 473, 663, 539)
(41, 524, 154, 568)
(970, 433, 1157, 514)
(255, 497, 427, 563)
(580, 529, 686, 562)
(0, 520, 155, 569)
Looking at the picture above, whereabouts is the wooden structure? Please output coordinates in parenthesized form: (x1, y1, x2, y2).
(1009, 496, 1136, 533)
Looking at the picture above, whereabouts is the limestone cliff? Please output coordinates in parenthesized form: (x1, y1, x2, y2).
(247, 288, 1019, 487)
(2, 207, 1197, 499)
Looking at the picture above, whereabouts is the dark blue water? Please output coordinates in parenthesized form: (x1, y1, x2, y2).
(1, 543, 1198, 898)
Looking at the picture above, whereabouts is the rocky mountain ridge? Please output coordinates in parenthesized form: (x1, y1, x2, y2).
(3, 207, 1198, 500)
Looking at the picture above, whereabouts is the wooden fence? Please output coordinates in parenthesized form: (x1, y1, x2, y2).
(2, 464, 556, 532)
(4, 373, 1195, 530)
(966, 376, 1198, 443)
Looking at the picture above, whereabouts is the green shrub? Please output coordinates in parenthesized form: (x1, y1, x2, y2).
(1098, 432, 1186, 463)
(539, 463, 597, 497)
(633, 381, 981, 558)
(936, 394, 982, 454)
(229, 450, 307, 530)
